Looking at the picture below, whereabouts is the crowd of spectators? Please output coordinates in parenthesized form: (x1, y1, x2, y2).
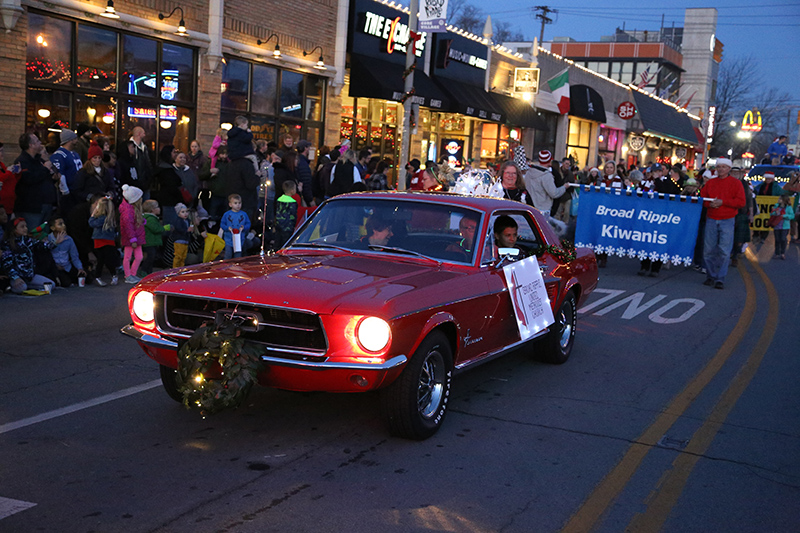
(1, 122, 797, 297)
(0, 116, 402, 296)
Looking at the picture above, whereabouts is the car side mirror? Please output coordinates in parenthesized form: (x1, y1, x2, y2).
(494, 247, 520, 268)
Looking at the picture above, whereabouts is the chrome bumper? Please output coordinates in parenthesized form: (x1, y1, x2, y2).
(121, 324, 408, 371)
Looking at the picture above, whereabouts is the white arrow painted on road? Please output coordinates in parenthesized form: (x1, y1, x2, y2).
(0, 497, 36, 520)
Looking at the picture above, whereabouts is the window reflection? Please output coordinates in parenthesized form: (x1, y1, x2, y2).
(27, 14, 72, 85)
(162, 43, 194, 102)
(221, 58, 249, 110)
(280, 70, 303, 117)
(77, 24, 117, 91)
(122, 35, 158, 98)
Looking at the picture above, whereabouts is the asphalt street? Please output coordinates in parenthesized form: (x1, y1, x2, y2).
(0, 235, 798, 533)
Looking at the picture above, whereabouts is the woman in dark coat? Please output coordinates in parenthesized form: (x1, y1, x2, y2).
(151, 145, 183, 227)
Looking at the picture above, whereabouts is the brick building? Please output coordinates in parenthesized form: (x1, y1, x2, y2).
(0, 0, 342, 165)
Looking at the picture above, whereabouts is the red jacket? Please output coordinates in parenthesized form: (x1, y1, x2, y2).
(0, 162, 21, 212)
(700, 175, 746, 220)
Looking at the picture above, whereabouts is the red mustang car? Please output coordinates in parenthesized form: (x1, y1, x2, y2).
(123, 192, 598, 439)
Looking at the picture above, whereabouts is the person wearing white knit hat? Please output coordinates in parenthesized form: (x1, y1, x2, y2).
(698, 157, 745, 289)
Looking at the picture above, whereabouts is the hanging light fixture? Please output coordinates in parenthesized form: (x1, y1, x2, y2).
(257, 33, 281, 58)
(100, 0, 120, 19)
(158, 6, 187, 36)
(303, 45, 326, 70)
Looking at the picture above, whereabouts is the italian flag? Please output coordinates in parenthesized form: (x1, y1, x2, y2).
(547, 69, 570, 114)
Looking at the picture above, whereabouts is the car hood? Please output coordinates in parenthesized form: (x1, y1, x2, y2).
(146, 253, 464, 316)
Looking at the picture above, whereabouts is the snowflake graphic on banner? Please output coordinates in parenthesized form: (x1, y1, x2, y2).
(648, 251, 660, 261)
(660, 252, 670, 262)
(594, 244, 605, 254)
(627, 248, 638, 258)
(615, 246, 627, 257)
(671, 254, 683, 264)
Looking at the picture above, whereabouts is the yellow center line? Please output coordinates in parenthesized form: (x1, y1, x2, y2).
(626, 247, 779, 532)
(561, 261, 758, 533)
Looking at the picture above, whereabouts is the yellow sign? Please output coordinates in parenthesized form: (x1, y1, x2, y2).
(750, 195, 781, 231)
(741, 109, 762, 132)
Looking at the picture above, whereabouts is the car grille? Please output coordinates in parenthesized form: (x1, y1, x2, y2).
(157, 294, 327, 358)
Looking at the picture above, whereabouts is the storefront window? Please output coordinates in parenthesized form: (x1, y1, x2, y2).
(76, 94, 116, 141)
(278, 120, 303, 145)
(248, 114, 275, 142)
(250, 64, 278, 115)
(280, 70, 303, 118)
(305, 77, 325, 122)
(122, 35, 157, 98)
(162, 42, 195, 103)
(481, 123, 499, 161)
(26, 12, 197, 152)
(158, 105, 192, 152)
(221, 58, 249, 111)
(76, 24, 117, 91)
(27, 14, 72, 85)
(567, 118, 592, 167)
(27, 87, 71, 141)
(369, 101, 384, 122)
(385, 103, 398, 125)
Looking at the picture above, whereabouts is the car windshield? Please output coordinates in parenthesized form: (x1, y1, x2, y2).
(288, 197, 482, 264)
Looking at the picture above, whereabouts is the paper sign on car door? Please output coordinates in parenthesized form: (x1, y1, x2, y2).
(503, 255, 555, 341)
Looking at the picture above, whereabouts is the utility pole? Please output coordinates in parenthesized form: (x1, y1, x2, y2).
(398, 0, 418, 191)
(533, 6, 557, 44)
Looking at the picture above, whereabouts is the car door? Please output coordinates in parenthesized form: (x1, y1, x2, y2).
(479, 209, 547, 354)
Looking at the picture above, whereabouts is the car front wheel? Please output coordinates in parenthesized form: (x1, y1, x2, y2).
(536, 291, 577, 365)
(381, 331, 453, 440)
(160, 364, 183, 403)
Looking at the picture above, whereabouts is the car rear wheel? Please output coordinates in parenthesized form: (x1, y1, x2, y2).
(381, 331, 453, 440)
(535, 291, 577, 365)
(160, 364, 183, 403)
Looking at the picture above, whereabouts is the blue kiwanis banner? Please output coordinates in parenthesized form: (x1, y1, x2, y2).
(574, 187, 703, 265)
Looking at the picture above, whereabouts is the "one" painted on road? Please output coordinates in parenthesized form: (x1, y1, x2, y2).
(578, 289, 705, 324)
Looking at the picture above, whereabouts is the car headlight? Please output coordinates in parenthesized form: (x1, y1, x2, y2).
(356, 317, 391, 352)
(132, 291, 155, 323)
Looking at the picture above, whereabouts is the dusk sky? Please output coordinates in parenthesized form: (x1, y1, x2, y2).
(402, 1, 800, 134)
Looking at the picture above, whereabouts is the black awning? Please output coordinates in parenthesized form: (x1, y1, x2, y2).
(348, 54, 449, 111)
(569, 84, 607, 123)
(488, 91, 549, 131)
(632, 91, 698, 145)
(433, 78, 504, 122)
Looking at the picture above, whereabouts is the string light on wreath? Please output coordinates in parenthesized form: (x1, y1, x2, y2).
(176, 318, 265, 416)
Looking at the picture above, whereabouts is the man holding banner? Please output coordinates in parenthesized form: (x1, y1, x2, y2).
(699, 158, 745, 289)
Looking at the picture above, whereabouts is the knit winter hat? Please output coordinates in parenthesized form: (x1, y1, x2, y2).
(87, 142, 103, 161)
(122, 184, 143, 204)
(538, 150, 552, 165)
(513, 146, 529, 171)
(174, 203, 188, 214)
(59, 129, 77, 145)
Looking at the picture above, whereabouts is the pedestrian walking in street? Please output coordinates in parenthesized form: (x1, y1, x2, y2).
(699, 158, 745, 289)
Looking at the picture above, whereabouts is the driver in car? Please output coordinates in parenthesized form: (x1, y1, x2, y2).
(494, 215, 518, 249)
(361, 215, 394, 247)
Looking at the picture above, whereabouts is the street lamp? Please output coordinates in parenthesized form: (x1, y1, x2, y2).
(158, 7, 187, 36)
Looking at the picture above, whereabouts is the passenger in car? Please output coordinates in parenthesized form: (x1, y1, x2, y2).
(445, 214, 479, 257)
